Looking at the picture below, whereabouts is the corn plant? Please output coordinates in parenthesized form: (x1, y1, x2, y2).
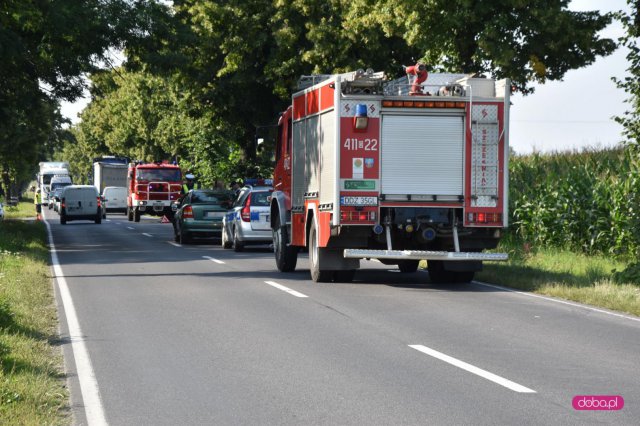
(509, 145, 640, 259)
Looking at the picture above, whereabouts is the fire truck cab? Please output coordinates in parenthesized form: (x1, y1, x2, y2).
(127, 161, 182, 222)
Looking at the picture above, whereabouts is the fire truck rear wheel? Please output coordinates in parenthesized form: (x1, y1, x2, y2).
(398, 260, 419, 273)
(274, 215, 297, 272)
(427, 261, 474, 284)
(134, 207, 141, 222)
(309, 222, 332, 283)
(333, 269, 355, 283)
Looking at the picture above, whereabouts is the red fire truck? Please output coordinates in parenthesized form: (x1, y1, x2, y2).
(127, 161, 182, 222)
(270, 68, 509, 283)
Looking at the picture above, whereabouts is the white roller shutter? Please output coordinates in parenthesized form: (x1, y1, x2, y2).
(381, 115, 464, 197)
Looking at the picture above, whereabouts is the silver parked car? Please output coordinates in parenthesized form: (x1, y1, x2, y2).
(222, 184, 273, 251)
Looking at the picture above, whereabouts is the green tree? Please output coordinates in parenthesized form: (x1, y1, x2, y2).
(615, 1, 640, 146)
(0, 0, 161, 194)
(353, 0, 616, 94)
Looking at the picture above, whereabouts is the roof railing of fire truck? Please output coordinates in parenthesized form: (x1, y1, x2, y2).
(297, 68, 385, 92)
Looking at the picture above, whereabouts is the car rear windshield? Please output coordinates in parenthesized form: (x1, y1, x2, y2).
(136, 168, 181, 181)
(250, 191, 270, 206)
(191, 191, 233, 205)
(51, 182, 72, 190)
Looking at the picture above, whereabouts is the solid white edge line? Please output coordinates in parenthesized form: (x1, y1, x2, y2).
(141, 233, 153, 237)
(44, 220, 108, 425)
(202, 256, 225, 264)
(474, 281, 640, 323)
(409, 344, 536, 394)
(264, 281, 308, 298)
(167, 242, 180, 247)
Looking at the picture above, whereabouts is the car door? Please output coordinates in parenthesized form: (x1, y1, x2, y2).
(250, 190, 271, 231)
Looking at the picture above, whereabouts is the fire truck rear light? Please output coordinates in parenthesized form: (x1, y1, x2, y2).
(468, 212, 502, 224)
(340, 210, 376, 222)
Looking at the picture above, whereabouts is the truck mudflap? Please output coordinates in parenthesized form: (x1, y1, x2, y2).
(343, 249, 508, 261)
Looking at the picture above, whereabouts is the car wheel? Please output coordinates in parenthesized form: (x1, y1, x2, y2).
(222, 225, 232, 249)
(273, 214, 297, 272)
(232, 226, 244, 252)
(179, 229, 191, 245)
(309, 221, 332, 283)
(60, 214, 66, 225)
(95, 214, 102, 224)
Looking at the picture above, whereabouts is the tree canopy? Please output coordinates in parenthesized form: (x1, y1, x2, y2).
(1, 0, 621, 191)
(0, 0, 159, 195)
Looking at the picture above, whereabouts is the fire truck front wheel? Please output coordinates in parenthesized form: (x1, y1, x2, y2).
(133, 207, 141, 222)
(309, 222, 333, 283)
(127, 206, 133, 221)
(274, 215, 297, 272)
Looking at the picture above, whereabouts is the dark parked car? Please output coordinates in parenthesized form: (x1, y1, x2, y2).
(173, 190, 234, 244)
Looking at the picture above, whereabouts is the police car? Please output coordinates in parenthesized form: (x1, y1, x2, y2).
(222, 180, 273, 251)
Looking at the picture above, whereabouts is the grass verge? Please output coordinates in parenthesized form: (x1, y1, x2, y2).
(0, 200, 68, 424)
(476, 237, 640, 317)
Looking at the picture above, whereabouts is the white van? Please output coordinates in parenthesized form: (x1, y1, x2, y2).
(48, 175, 73, 209)
(60, 185, 102, 225)
(101, 186, 127, 218)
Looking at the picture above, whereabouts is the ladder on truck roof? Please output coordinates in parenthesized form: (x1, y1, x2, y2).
(297, 69, 385, 94)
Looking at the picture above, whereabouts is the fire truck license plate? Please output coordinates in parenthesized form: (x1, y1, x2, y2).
(340, 196, 378, 206)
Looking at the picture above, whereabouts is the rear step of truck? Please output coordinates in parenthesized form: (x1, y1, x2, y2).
(343, 249, 508, 261)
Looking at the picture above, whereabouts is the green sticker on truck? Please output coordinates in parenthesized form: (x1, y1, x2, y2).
(344, 180, 376, 190)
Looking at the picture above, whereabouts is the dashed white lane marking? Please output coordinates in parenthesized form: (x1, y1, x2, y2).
(44, 220, 108, 425)
(409, 344, 536, 393)
(126, 226, 134, 230)
(474, 281, 640, 323)
(141, 233, 153, 237)
(105, 219, 111, 222)
(167, 242, 180, 247)
(264, 281, 309, 298)
(203, 256, 225, 264)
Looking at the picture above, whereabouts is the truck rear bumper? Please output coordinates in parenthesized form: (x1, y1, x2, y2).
(343, 249, 508, 261)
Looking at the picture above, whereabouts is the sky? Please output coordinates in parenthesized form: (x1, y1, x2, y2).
(60, 0, 631, 155)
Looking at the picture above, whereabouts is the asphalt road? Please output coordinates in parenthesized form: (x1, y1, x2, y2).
(44, 209, 640, 425)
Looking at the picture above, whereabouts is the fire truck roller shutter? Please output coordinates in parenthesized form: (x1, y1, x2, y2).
(319, 111, 336, 206)
(381, 115, 464, 197)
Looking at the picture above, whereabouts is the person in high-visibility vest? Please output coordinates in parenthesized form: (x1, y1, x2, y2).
(34, 188, 42, 220)
(182, 173, 200, 195)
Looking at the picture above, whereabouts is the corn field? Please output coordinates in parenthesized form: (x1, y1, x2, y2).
(509, 143, 640, 259)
